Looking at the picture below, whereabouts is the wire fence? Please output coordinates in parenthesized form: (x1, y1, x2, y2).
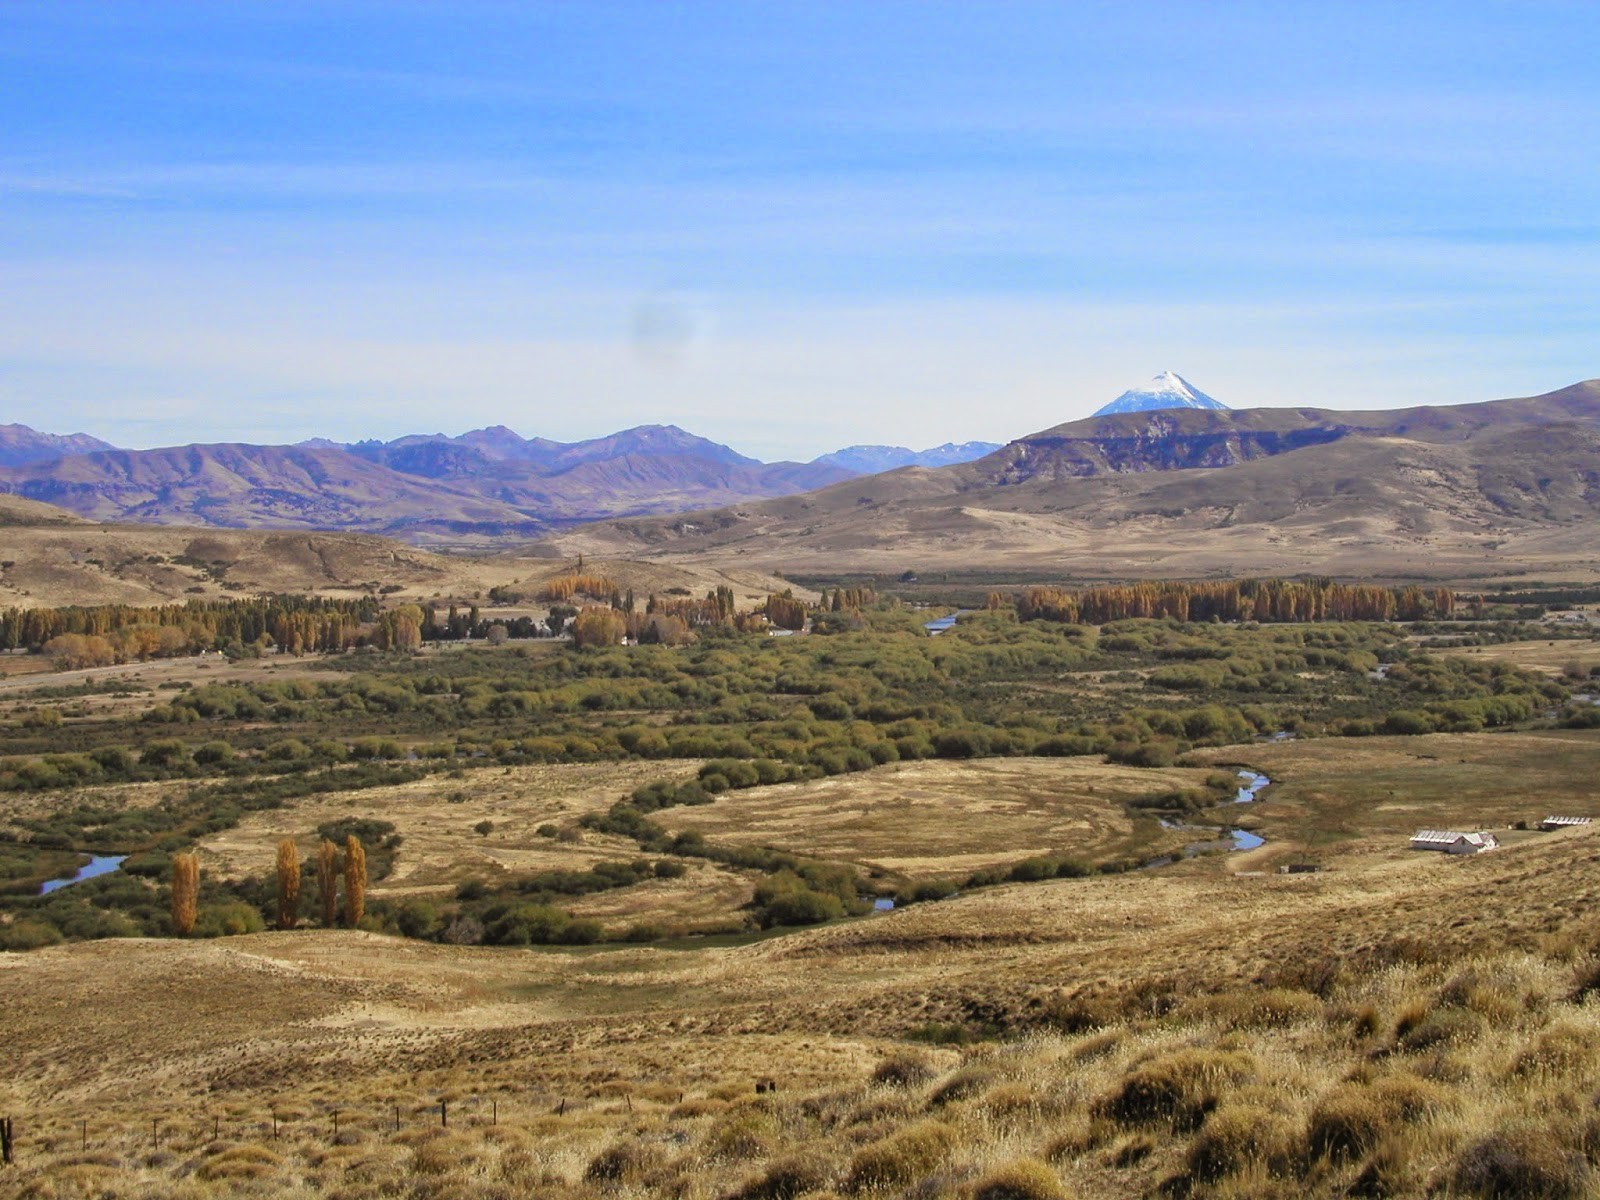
(0, 1089, 662, 1167)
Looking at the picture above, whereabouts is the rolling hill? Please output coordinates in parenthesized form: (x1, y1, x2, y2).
(0, 494, 799, 610)
(542, 380, 1600, 582)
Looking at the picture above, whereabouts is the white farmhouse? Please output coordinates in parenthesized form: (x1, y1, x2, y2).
(1410, 829, 1498, 855)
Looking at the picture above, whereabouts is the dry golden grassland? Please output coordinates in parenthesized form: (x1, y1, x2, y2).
(8, 818, 1600, 1199)
(1193, 729, 1600, 867)
(661, 758, 1207, 877)
(8, 734, 1600, 1198)
(1435, 637, 1600, 677)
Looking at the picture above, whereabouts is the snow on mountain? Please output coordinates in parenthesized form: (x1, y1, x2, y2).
(814, 441, 1003, 474)
(1093, 372, 1229, 416)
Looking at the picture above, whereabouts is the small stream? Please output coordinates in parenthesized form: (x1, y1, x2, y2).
(1150, 768, 1270, 863)
(39, 854, 127, 895)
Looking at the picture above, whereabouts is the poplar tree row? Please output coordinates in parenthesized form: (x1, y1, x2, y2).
(167, 837, 367, 937)
(1015, 579, 1455, 626)
(0, 595, 381, 654)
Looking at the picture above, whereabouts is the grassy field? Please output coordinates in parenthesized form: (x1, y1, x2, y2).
(662, 758, 1206, 877)
(1436, 636, 1600, 677)
(7, 807, 1600, 1199)
(1193, 729, 1600, 867)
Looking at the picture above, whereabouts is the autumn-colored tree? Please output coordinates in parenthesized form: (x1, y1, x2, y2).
(764, 593, 808, 631)
(344, 835, 367, 929)
(539, 573, 617, 603)
(317, 839, 340, 928)
(170, 852, 200, 936)
(571, 606, 627, 647)
(275, 839, 301, 931)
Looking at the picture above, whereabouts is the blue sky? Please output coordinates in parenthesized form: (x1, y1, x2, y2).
(2, 2, 1598, 459)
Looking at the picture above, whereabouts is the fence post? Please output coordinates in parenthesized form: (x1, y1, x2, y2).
(2, 1115, 14, 1166)
(440, 1100, 448, 1129)
(332, 1111, 339, 1140)
(491, 1099, 497, 1127)
(81, 1119, 87, 1154)
(394, 1105, 400, 1133)
(213, 1116, 219, 1143)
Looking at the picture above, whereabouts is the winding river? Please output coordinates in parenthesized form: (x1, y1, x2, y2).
(39, 854, 127, 895)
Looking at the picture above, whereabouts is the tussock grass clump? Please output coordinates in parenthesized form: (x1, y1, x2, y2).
(1068, 1029, 1126, 1062)
(1184, 1103, 1297, 1183)
(1367, 1071, 1459, 1122)
(872, 1050, 937, 1089)
(843, 1120, 959, 1192)
(584, 1138, 667, 1186)
(1451, 1124, 1594, 1199)
(731, 1151, 837, 1200)
(704, 1107, 778, 1161)
(978, 1080, 1066, 1126)
(1098, 1047, 1256, 1131)
(1188, 987, 1324, 1030)
(1395, 1006, 1486, 1053)
(928, 1065, 998, 1107)
(970, 1156, 1070, 1200)
(1305, 1087, 1384, 1163)
(1511, 1022, 1600, 1078)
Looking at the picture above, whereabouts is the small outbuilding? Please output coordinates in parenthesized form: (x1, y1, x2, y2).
(1410, 829, 1498, 855)
(1540, 815, 1593, 831)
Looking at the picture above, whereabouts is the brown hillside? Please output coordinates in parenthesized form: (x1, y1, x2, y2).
(545, 380, 1600, 581)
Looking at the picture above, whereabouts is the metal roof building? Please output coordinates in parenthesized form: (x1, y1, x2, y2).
(1410, 829, 1498, 855)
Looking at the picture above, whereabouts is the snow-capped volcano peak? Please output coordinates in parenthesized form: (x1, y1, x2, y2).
(1093, 371, 1229, 416)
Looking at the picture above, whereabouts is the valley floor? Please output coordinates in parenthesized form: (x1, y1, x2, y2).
(7, 742, 1600, 1198)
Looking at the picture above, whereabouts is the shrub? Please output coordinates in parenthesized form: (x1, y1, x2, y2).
(843, 1120, 958, 1192)
(0, 918, 64, 951)
(196, 901, 265, 937)
(971, 1157, 1069, 1200)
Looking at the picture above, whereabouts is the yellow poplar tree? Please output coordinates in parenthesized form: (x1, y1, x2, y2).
(344, 836, 367, 929)
(275, 839, 301, 931)
(317, 839, 340, 928)
(170, 852, 199, 936)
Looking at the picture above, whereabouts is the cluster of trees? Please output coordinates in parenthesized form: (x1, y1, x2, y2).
(167, 836, 366, 938)
(1, 595, 384, 658)
(1016, 579, 1455, 625)
(538, 572, 618, 603)
(764, 593, 808, 630)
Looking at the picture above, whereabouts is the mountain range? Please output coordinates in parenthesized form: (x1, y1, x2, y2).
(0, 424, 997, 546)
(6, 377, 1600, 584)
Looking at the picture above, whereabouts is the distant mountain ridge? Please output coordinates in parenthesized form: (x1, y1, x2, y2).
(1094, 371, 1229, 416)
(545, 379, 1600, 581)
(812, 441, 1003, 474)
(0, 424, 117, 468)
(0, 418, 1025, 543)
